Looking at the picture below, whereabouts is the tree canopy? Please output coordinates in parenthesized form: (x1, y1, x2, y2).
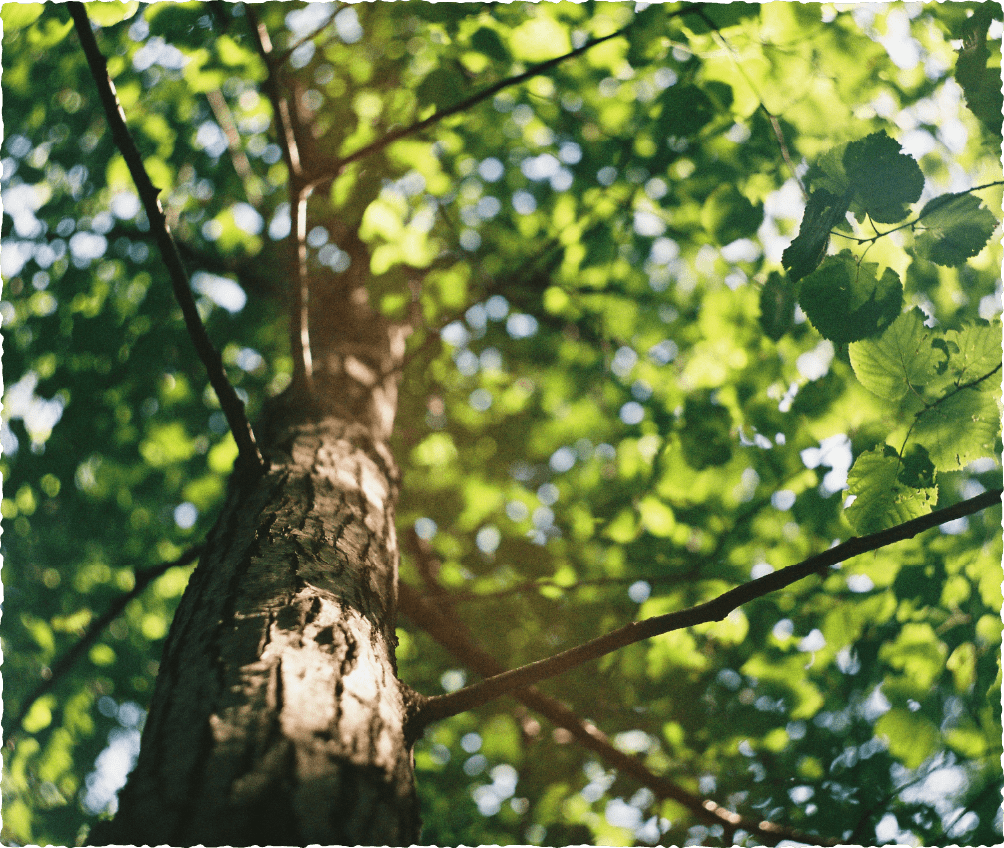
(2, 2, 1002, 845)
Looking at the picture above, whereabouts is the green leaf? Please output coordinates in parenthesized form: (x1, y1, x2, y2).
(626, 5, 666, 64)
(22, 696, 55, 733)
(416, 67, 465, 110)
(758, 270, 796, 341)
(683, 2, 759, 34)
(898, 443, 937, 490)
(656, 84, 715, 138)
(638, 495, 676, 537)
(921, 320, 1003, 398)
(86, 2, 140, 28)
(849, 309, 942, 402)
(913, 192, 998, 266)
(781, 189, 851, 283)
(880, 623, 947, 691)
(845, 445, 937, 535)
(679, 394, 733, 470)
(701, 185, 763, 246)
(1, 3, 44, 30)
(955, 3, 1004, 139)
(877, 707, 942, 768)
(805, 143, 851, 197)
(798, 252, 903, 343)
(843, 130, 924, 223)
(946, 642, 977, 692)
(912, 385, 1000, 469)
(509, 16, 571, 62)
(469, 27, 509, 63)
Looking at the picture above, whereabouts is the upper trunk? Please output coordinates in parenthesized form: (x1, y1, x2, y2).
(90, 283, 420, 845)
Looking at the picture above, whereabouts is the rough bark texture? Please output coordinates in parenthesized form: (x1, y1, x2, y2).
(90, 281, 420, 846)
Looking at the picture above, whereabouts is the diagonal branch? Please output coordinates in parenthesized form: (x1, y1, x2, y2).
(4, 544, 204, 746)
(275, 7, 342, 67)
(69, 3, 264, 475)
(412, 487, 1002, 728)
(306, 3, 707, 190)
(398, 568, 836, 845)
(694, 6, 807, 198)
(205, 89, 263, 206)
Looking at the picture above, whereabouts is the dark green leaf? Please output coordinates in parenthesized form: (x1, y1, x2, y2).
(656, 84, 715, 137)
(679, 394, 733, 470)
(701, 184, 763, 246)
(843, 130, 924, 224)
(798, 251, 903, 343)
(758, 270, 795, 341)
(781, 189, 851, 283)
(469, 27, 509, 63)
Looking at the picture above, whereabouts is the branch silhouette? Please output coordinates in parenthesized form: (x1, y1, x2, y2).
(244, 6, 314, 386)
(70, 4, 264, 474)
(4, 545, 203, 746)
(399, 529, 840, 847)
(413, 487, 1002, 727)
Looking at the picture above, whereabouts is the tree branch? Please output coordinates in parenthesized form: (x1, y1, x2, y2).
(306, 3, 707, 191)
(205, 88, 263, 206)
(4, 544, 204, 746)
(69, 3, 264, 475)
(413, 487, 1002, 727)
(399, 573, 836, 846)
(244, 5, 314, 386)
(693, 6, 807, 198)
(275, 7, 342, 67)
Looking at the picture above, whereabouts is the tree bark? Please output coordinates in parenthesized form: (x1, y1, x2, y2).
(90, 279, 420, 846)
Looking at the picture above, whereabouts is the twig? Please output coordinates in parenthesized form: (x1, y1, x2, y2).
(69, 4, 264, 475)
(4, 544, 204, 746)
(694, 6, 807, 198)
(413, 487, 1002, 726)
(275, 7, 342, 67)
(834, 179, 1004, 245)
(307, 3, 707, 190)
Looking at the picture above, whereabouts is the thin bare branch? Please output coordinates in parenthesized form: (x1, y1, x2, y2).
(275, 7, 342, 67)
(244, 5, 314, 385)
(307, 3, 707, 190)
(69, 4, 264, 474)
(206, 89, 263, 205)
(834, 179, 1004, 245)
(694, 7, 807, 198)
(399, 567, 837, 845)
(245, 6, 303, 180)
(414, 487, 1002, 727)
(4, 544, 204, 746)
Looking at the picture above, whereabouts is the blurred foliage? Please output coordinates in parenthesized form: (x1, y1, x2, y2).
(2, 2, 1001, 846)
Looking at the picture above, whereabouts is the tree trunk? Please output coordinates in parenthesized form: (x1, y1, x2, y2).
(90, 279, 420, 846)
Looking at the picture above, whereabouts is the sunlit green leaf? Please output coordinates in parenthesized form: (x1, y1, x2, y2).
(1, 3, 45, 30)
(849, 308, 941, 401)
(85, 2, 140, 28)
(913, 192, 998, 266)
(845, 445, 937, 534)
(875, 708, 941, 769)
